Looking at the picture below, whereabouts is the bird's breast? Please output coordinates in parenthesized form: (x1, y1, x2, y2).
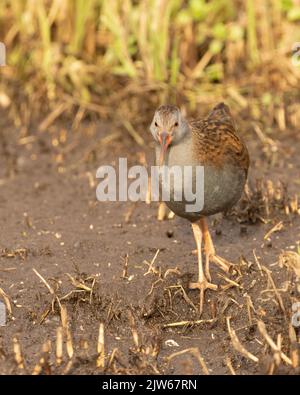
(154, 140, 247, 220)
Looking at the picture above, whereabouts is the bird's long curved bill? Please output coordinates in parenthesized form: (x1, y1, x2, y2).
(159, 133, 171, 166)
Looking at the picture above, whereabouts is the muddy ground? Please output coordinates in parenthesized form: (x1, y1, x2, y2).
(0, 110, 299, 375)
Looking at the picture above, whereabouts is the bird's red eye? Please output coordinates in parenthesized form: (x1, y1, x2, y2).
(155, 122, 158, 127)
(174, 122, 178, 127)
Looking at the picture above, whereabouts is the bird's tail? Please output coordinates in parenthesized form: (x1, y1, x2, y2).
(207, 102, 232, 123)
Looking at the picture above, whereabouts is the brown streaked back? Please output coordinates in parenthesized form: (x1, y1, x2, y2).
(190, 103, 249, 174)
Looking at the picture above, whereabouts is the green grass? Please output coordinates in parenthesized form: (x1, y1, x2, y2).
(0, 0, 300, 110)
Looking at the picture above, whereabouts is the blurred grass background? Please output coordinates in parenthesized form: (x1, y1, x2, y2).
(0, 0, 300, 134)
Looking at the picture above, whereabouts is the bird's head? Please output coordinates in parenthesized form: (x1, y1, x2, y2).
(150, 105, 188, 165)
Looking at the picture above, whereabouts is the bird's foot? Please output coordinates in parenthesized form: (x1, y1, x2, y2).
(211, 254, 232, 273)
(189, 278, 218, 315)
(203, 253, 233, 281)
(197, 217, 234, 278)
(192, 251, 233, 280)
(203, 226, 233, 279)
